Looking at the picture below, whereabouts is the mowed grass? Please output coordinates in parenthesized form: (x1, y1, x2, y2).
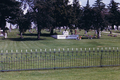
(0, 29, 120, 53)
(1, 67, 120, 80)
(0, 29, 120, 80)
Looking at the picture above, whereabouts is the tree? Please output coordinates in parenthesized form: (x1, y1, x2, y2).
(80, 0, 94, 31)
(92, 0, 106, 39)
(52, 0, 64, 33)
(16, 12, 31, 39)
(108, 0, 120, 30)
(0, 0, 21, 34)
(53, 0, 73, 32)
(62, 0, 73, 28)
(33, 0, 54, 39)
(72, 0, 81, 27)
(21, 0, 54, 39)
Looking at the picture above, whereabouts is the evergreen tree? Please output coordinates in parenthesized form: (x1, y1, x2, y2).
(21, 0, 54, 39)
(92, 0, 106, 39)
(52, 0, 64, 33)
(80, 0, 94, 31)
(33, 0, 54, 39)
(72, 0, 81, 28)
(108, 0, 120, 29)
(63, 0, 73, 28)
(53, 0, 72, 30)
(16, 12, 31, 39)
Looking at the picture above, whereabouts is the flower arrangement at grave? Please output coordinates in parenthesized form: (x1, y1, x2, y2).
(93, 36, 97, 38)
(114, 35, 117, 37)
(90, 35, 93, 39)
(79, 36, 82, 40)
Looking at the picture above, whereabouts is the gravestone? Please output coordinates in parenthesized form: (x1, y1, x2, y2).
(62, 30, 69, 35)
(5, 33, 7, 38)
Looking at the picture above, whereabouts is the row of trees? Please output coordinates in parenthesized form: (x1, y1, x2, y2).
(0, 0, 120, 39)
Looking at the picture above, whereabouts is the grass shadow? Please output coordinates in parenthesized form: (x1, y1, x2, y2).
(4, 38, 46, 41)
(23, 33, 37, 36)
(23, 33, 51, 37)
(81, 36, 98, 39)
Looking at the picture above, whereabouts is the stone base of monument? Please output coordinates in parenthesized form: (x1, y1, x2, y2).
(51, 35, 79, 39)
(5, 33, 7, 38)
(0, 30, 4, 37)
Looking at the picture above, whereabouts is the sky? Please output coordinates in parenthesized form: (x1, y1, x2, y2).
(69, 0, 120, 7)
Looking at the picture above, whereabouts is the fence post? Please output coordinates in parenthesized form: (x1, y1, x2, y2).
(54, 49, 56, 70)
(0, 50, 3, 72)
(72, 48, 74, 67)
(45, 49, 46, 69)
(40, 49, 42, 69)
(49, 49, 51, 68)
(100, 48, 103, 67)
(117, 47, 119, 65)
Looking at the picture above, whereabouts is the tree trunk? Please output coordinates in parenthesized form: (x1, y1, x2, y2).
(110, 30, 112, 34)
(70, 29, 73, 35)
(1, 16, 6, 36)
(117, 25, 119, 30)
(97, 29, 100, 39)
(75, 29, 77, 35)
(112, 25, 114, 30)
(20, 31, 23, 39)
(50, 27, 54, 35)
(37, 26, 41, 39)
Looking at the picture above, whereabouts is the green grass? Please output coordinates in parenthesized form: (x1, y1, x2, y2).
(1, 67, 120, 80)
(0, 29, 119, 53)
(0, 29, 120, 80)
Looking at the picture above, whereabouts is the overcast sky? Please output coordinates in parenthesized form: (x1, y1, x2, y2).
(69, 0, 120, 7)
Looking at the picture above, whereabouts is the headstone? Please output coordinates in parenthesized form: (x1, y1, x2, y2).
(62, 30, 69, 35)
(84, 31, 87, 34)
(5, 33, 7, 38)
(9, 24, 12, 32)
(99, 31, 101, 37)
(114, 25, 117, 30)
(119, 26, 120, 31)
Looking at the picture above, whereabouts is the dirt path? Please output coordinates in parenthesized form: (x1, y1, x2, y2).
(102, 31, 120, 35)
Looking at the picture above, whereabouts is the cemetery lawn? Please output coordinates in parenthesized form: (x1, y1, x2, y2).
(0, 29, 120, 53)
(1, 67, 120, 80)
(0, 29, 120, 80)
